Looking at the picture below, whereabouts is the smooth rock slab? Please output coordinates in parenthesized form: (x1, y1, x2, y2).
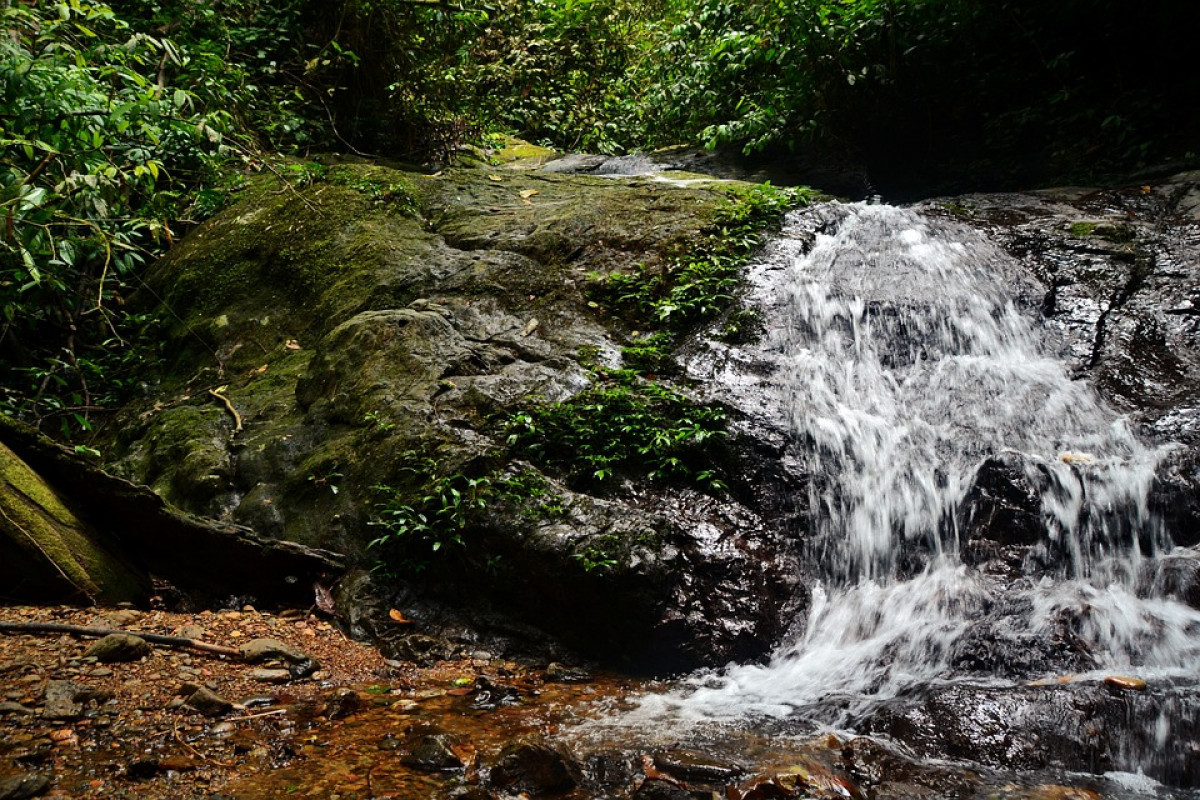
(178, 683, 234, 717)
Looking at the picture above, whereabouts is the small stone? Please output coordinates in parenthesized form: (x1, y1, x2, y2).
(238, 638, 311, 664)
(544, 662, 592, 683)
(90, 668, 113, 678)
(100, 609, 141, 628)
(42, 681, 109, 720)
(177, 625, 206, 640)
(180, 685, 233, 717)
(0, 701, 34, 716)
(83, 634, 151, 663)
(0, 773, 50, 800)
(632, 778, 692, 800)
(248, 668, 291, 684)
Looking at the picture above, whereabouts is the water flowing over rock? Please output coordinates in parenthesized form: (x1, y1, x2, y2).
(593, 180, 1200, 789)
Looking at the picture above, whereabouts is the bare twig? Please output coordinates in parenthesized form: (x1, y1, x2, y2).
(208, 387, 243, 433)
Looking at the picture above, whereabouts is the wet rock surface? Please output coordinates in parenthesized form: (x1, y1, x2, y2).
(869, 680, 1200, 788)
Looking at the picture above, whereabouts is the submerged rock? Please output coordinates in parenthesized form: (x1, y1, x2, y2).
(401, 729, 467, 772)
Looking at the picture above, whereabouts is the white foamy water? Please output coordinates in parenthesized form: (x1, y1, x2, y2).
(600, 203, 1200, 733)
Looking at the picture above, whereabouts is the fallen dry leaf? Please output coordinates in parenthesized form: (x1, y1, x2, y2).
(388, 609, 412, 624)
(285, 339, 302, 351)
(487, 174, 503, 182)
(519, 189, 539, 198)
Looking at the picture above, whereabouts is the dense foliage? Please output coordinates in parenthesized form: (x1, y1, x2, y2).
(4, 0, 1195, 439)
(0, 1, 229, 436)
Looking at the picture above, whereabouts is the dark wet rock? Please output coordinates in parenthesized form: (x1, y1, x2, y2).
(42, 680, 109, 720)
(125, 759, 161, 780)
(1149, 451, 1200, 548)
(960, 453, 1047, 550)
(83, 633, 152, 663)
(1139, 546, 1200, 608)
(0, 773, 50, 800)
(869, 681, 1200, 788)
(178, 683, 233, 717)
(440, 788, 497, 800)
(488, 739, 582, 795)
(469, 675, 520, 710)
(652, 751, 744, 784)
(838, 736, 981, 799)
(401, 728, 467, 772)
(583, 752, 638, 793)
(320, 688, 365, 720)
(631, 778, 692, 800)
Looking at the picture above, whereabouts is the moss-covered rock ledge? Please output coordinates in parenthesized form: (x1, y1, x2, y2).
(101, 153, 814, 673)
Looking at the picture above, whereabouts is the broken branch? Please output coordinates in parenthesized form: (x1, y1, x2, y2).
(0, 621, 241, 658)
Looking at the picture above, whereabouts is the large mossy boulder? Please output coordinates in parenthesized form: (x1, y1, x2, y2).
(102, 158, 805, 671)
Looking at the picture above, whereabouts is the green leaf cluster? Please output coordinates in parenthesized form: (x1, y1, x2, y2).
(504, 368, 727, 492)
(589, 182, 816, 370)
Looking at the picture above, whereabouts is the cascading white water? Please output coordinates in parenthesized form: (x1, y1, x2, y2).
(608, 202, 1200, 732)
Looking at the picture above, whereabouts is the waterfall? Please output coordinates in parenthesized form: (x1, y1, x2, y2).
(604, 203, 1200, 739)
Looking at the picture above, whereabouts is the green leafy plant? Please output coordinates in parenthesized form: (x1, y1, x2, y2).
(504, 367, 727, 492)
(370, 473, 494, 554)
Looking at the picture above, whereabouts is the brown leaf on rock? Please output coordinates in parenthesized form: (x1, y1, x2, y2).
(387, 609, 412, 624)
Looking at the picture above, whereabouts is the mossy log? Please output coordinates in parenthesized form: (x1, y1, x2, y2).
(0, 441, 149, 604)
